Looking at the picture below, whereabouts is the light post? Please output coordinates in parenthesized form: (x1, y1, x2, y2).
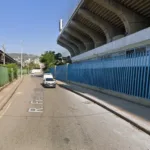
(20, 41, 23, 78)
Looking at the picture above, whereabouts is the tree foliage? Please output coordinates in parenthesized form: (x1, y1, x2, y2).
(3, 63, 18, 81)
(40, 51, 71, 71)
(40, 51, 56, 70)
(28, 61, 40, 70)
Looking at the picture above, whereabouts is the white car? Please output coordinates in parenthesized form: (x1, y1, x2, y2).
(43, 73, 56, 88)
(30, 72, 35, 76)
(43, 78, 56, 88)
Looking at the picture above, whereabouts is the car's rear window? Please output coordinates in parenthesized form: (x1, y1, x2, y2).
(46, 78, 54, 81)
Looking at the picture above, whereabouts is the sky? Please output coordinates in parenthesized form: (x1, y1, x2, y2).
(0, 0, 80, 56)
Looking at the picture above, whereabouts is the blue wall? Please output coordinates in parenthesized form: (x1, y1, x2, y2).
(50, 52, 150, 100)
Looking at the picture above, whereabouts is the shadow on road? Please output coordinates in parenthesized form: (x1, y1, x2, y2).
(58, 82, 150, 123)
(34, 74, 43, 78)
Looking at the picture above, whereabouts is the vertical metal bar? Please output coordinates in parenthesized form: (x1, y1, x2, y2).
(95, 61, 98, 88)
(105, 59, 109, 89)
(132, 52, 136, 96)
(113, 57, 116, 91)
(119, 55, 123, 93)
(126, 54, 131, 95)
(91, 62, 93, 86)
(98, 60, 101, 88)
(105, 59, 108, 89)
(125, 54, 130, 94)
(117, 56, 120, 92)
(122, 54, 126, 94)
(139, 52, 145, 97)
(125, 54, 129, 94)
(146, 51, 150, 99)
(134, 53, 138, 96)
(142, 52, 147, 98)
(66, 64, 68, 81)
(109, 58, 112, 90)
(130, 53, 134, 96)
(108, 58, 111, 90)
(100, 59, 103, 88)
(89, 62, 91, 85)
(117, 56, 121, 93)
(92, 61, 95, 86)
(112, 57, 115, 91)
(107, 59, 110, 90)
(136, 52, 141, 97)
(120, 55, 124, 93)
(115, 57, 118, 92)
(101, 59, 104, 88)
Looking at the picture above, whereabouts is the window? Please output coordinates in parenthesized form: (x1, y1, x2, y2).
(126, 49, 134, 55)
(135, 47, 146, 53)
(46, 78, 54, 81)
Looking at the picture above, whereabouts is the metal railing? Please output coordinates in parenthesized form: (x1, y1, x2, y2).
(50, 51, 150, 100)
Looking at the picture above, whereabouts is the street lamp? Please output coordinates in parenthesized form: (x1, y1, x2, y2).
(20, 41, 23, 78)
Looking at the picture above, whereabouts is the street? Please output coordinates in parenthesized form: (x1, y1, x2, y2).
(0, 75, 150, 150)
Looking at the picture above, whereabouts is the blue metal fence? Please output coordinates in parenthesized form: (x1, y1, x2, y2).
(49, 67, 55, 77)
(55, 65, 68, 81)
(50, 52, 150, 100)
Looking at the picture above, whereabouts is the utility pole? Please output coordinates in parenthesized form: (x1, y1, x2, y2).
(21, 41, 23, 78)
(2, 44, 6, 65)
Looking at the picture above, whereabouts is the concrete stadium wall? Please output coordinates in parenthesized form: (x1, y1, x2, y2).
(50, 52, 150, 106)
(72, 27, 150, 62)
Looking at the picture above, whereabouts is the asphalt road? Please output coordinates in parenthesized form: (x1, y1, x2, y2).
(0, 75, 150, 150)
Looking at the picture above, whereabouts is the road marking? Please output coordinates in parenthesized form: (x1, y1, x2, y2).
(31, 100, 43, 104)
(16, 92, 23, 95)
(28, 108, 43, 113)
(0, 101, 13, 119)
(28, 88, 44, 113)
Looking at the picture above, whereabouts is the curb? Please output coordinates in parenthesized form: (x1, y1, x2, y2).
(0, 77, 24, 111)
(59, 84, 150, 136)
(0, 82, 11, 92)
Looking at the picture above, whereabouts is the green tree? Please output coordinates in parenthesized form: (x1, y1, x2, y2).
(3, 63, 18, 81)
(28, 61, 40, 70)
(40, 51, 71, 70)
(40, 51, 56, 70)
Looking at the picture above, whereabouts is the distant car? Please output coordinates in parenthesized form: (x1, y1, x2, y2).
(30, 72, 35, 76)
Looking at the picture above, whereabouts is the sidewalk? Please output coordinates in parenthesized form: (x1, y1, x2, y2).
(57, 80, 150, 135)
(0, 78, 23, 110)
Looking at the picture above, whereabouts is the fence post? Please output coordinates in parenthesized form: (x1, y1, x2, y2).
(66, 63, 69, 82)
(54, 65, 56, 79)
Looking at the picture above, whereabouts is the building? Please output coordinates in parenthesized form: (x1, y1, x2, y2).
(57, 0, 150, 62)
(0, 50, 18, 64)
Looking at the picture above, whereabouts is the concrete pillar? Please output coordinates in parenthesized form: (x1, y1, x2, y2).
(92, 0, 149, 34)
(62, 32, 86, 54)
(65, 28, 94, 51)
(78, 9, 122, 43)
(57, 41, 75, 57)
(70, 20, 106, 48)
(59, 38, 79, 56)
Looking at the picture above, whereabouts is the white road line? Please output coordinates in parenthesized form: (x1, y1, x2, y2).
(0, 101, 13, 119)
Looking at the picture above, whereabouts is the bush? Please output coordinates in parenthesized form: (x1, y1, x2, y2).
(4, 64, 18, 81)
